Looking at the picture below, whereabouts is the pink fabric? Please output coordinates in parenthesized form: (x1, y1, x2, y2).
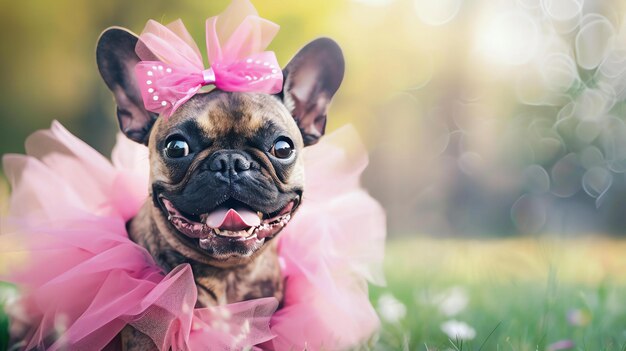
(135, 0, 283, 118)
(0, 121, 385, 350)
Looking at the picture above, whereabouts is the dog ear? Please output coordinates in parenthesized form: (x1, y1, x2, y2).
(280, 38, 345, 146)
(96, 27, 158, 145)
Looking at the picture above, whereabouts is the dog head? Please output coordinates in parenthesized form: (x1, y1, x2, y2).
(96, 28, 344, 266)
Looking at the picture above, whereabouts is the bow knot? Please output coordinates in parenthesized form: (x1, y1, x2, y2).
(134, 0, 283, 119)
(202, 68, 216, 84)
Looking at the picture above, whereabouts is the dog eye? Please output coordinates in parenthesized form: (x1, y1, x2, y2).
(165, 138, 190, 158)
(271, 137, 294, 159)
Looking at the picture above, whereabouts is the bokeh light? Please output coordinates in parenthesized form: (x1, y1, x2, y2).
(2, 0, 626, 238)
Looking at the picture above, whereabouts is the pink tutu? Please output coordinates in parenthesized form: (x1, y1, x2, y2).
(0, 121, 386, 350)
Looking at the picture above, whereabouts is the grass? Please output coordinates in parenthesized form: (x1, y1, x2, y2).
(0, 308, 6, 351)
(0, 282, 13, 351)
(2, 237, 626, 350)
(370, 237, 626, 351)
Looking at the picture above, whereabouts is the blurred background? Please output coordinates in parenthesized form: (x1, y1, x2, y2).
(4, 1, 626, 349)
(3, 0, 626, 238)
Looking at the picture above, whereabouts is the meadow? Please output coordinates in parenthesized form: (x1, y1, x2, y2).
(370, 237, 626, 351)
(3, 237, 626, 350)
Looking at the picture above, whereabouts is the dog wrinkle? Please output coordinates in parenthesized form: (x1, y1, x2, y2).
(190, 93, 253, 140)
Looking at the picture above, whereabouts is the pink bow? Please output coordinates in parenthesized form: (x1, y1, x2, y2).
(134, 0, 283, 118)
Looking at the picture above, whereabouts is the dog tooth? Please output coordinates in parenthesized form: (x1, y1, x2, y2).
(199, 238, 210, 249)
(214, 228, 221, 235)
(257, 211, 263, 219)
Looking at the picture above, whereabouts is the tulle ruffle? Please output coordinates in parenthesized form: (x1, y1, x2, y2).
(0, 121, 385, 350)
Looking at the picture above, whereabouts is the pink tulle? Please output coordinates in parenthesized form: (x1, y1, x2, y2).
(134, 0, 283, 118)
(0, 121, 385, 350)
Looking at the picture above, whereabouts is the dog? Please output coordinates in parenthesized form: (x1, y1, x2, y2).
(95, 26, 344, 349)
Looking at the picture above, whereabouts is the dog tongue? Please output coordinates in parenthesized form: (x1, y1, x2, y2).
(205, 207, 261, 231)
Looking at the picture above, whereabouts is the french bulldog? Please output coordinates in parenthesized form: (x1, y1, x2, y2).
(95, 26, 344, 349)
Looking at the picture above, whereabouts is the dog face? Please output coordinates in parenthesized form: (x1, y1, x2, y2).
(147, 92, 304, 266)
(96, 28, 344, 266)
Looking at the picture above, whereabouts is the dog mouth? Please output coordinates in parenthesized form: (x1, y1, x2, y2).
(160, 197, 299, 253)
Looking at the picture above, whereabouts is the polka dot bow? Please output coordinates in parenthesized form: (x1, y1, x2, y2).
(134, 0, 283, 119)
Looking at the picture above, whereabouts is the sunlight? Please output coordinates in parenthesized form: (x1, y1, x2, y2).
(474, 10, 541, 66)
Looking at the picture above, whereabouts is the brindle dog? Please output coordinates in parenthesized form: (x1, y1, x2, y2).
(95, 27, 344, 349)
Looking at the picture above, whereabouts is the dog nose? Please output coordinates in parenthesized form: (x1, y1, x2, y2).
(208, 151, 253, 175)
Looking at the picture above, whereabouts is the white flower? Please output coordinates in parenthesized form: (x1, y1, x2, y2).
(433, 286, 469, 316)
(377, 293, 406, 324)
(440, 319, 476, 340)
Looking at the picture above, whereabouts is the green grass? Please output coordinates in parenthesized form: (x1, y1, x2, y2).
(0, 282, 14, 351)
(0, 309, 6, 351)
(2, 238, 626, 351)
(370, 238, 626, 351)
